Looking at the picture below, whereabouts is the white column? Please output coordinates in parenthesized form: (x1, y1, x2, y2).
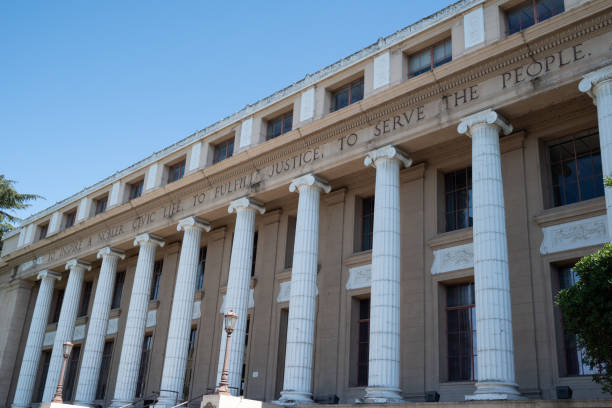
(12, 270, 61, 408)
(579, 65, 612, 239)
(216, 197, 265, 396)
(156, 217, 211, 407)
(75, 247, 125, 406)
(363, 145, 411, 403)
(111, 234, 164, 407)
(277, 175, 329, 404)
(42, 259, 91, 401)
(458, 109, 522, 400)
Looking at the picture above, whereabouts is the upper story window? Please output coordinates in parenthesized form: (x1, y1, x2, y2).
(360, 196, 375, 251)
(196, 246, 207, 291)
(408, 38, 452, 78)
(94, 196, 108, 216)
(267, 111, 293, 140)
(446, 282, 477, 381)
(150, 260, 163, 301)
(284, 216, 297, 269)
(444, 167, 472, 232)
(168, 161, 186, 184)
(111, 271, 125, 309)
(78, 281, 93, 317)
(38, 223, 48, 241)
(213, 138, 234, 164)
(64, 210, 76, 230)
(507, 0, 564, 35)
(50, 289, 64, 323)
(128, 179, 144, 201)
(331, 78, 364, 112)
(548, 131, 603, 208)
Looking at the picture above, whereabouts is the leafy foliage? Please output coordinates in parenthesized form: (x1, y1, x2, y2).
(606, 175, 612, 188)
(556, 243, 612, 393)
(0, 175, 43, 244)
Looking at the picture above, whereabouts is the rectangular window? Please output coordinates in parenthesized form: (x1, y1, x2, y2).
(331, 78, 364, 112)
(549, 131, 603, 207)
(196, 247, 207, 291)
(360, 196, 375, 251)
(213, 138, 234, 164)
(78, 281, 93, 317)
(168, 161, 186, 184)
(275, 309, 289, 399)
(50, 289, 64, 323)
(357, 298, 370, 386)
(251, 232, 258, 277)
(64, 211, 76, 229)
(34, 350, 52, 402)
(94, 196, 108, 216)
(183, 328, 198, 399)
(241, 316, 251, 395)
(507, 0, 564, 35)
(408, 38, 452, 78)
(150, 260, 163, 301)
(63, 344, 81, 401)
(556, 267, 598, 376)
(136, 334, 153, 398)
(95, 341, 114, 400)
(284, 216, 297, 269)
(129, 180, 144, 200)
(445, 167, 473, 232)
(267, 111, 293, 140)
(38, 224, 48, 241)
(446, 282, 477, 381)
(111, 271, 125, 309)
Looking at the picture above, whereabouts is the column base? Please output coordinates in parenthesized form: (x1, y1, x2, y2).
(363, 387, 404, 404)
(465, 381, 525, 401)
(273, 390, 315, 406)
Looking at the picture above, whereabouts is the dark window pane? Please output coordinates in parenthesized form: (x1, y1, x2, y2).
(78, 281, 93, 317)
(445, 167, 473, 232)
(150, 260, 163, 300)
(196, 247, 207, 291)
(447, 283, 476, 382)
(136, 335, 153, 398)
(111, 271, 125, 309)
(129, 180, 144, 200)
(63, 345, 81, 401)
(95, 341, 114, 399)
(351, 80, 364, 103)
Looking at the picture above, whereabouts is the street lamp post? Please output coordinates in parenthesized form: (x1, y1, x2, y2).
(52, 341, 74, 403)
(216, 310, 238, 395)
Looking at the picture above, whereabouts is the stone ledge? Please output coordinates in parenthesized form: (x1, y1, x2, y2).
(534, 197, 606, 227)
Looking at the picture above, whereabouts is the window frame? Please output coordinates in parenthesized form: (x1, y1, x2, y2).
(444, 167, 473, 232)
(94, 195, 108, 216)
(266, 111, 293, 141)
(150, 260, 163, 301)
(63, 210, 77, 230)
(506, 0, 565, 35)
(111, 271, 125, 310)
(330, 78, 364, 112)
(213, 137, 235, 164)
(407, 38, 452, 78)
(128, 179, 144, 201)
(167, 160, 186, 184)
(38, 223, 49, 241)
(445, 282, 477, 382)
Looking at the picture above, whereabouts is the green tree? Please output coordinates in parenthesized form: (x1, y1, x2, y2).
(0, 175, 42, 245)
(556, 243, 612, 393)
(606, 175, 612, 187)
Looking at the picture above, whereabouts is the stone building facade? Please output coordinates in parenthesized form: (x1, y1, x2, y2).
(1, 0, 612, 406)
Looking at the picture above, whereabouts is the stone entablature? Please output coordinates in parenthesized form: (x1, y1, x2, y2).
(2, 7, 611, 281)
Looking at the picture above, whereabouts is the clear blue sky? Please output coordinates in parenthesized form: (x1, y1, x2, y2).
(1, 1, 453, 222)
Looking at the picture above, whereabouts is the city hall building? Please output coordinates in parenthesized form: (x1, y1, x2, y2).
(1, 0, 612, 407)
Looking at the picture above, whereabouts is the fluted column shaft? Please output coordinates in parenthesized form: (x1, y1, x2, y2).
(111, 234, 164, 407)
(43, 259, 91, 401)
(156, 217, 210, 407)
(459, 109, 521, 400)
(75, 248, 125, 406)
(12, 271, 61, 408)
(216, 197, 264, 396)
(579, 65, 612, 238)
(279, 175, 329, 404)
(363, 146, 411, 403)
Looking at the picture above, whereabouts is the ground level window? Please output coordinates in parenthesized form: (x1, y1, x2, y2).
(63, 344, 81, 401)
(95, 341, 114, 399)
(357, 298, 370, 386)
(446, 282, 477, 381)
(136, 334, 153, 398)
(183, 328, 198, 399)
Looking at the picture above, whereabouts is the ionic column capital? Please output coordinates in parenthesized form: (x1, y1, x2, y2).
(65, 259, 92, 272)
(364, 145, 412, 168)
(37, 269, 62, 282)
(134, 233, 165, 247)
(289, 173, 331, 194)
(96, 247, 126, 260)
(177, 216, 211, 232)
(579, 65, 612, 102)
(458, 108, 512, 137)
(228, 197, 265, 215)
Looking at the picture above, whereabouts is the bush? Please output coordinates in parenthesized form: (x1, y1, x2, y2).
(556, 243, 612, 393)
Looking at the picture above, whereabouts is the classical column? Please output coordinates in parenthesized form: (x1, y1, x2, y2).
(75, 247, 125, 406)
(156, 217, 211, 407)
(363, 145, 411, 403)
(111, 234, 164, 407)
(278, 175, 329, 404)
(458, 109, 521, 400)
(579, 65, 612, 239)
(12, 271, 61, 408)
(43, 259, 91, 401)
(216, 197, 265, 396)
